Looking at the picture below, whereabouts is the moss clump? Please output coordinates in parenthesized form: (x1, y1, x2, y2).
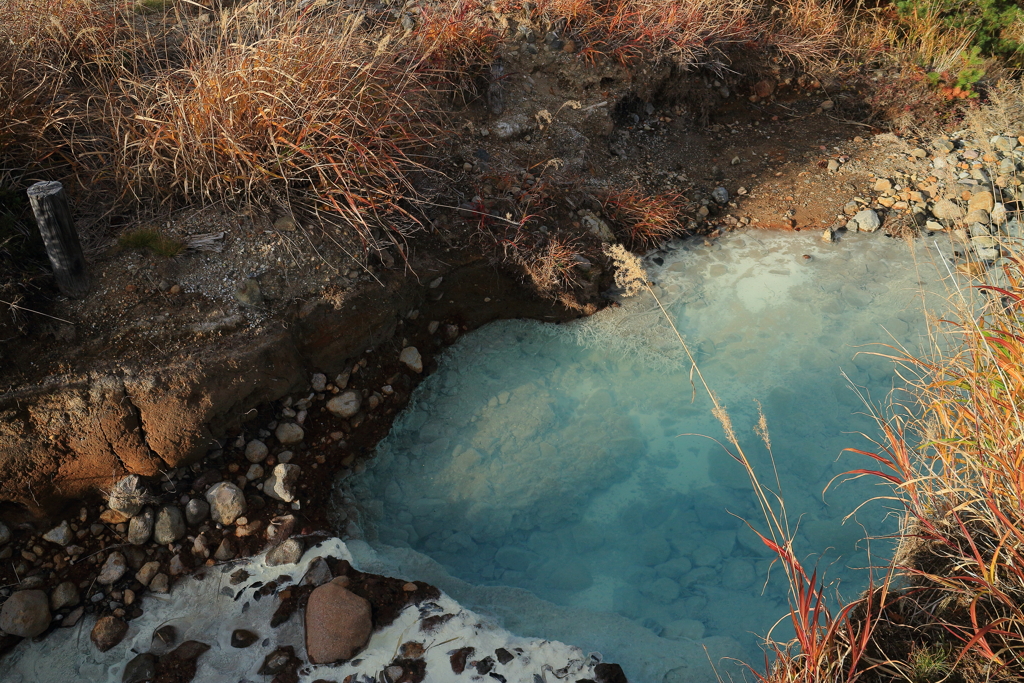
(117, 228, 184, 257)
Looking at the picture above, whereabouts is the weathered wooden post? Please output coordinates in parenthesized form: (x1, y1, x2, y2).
(27, 180, 89, 298)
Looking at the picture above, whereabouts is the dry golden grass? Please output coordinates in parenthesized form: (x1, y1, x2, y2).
(599, 186, 690, 249)
(121, 5, 438, 251)
(494, 0, 755, 68)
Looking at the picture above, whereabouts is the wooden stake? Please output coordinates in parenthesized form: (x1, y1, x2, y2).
(27, 181, 89, 298)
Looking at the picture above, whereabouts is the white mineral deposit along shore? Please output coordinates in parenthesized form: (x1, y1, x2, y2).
(3, 538, 612, 683)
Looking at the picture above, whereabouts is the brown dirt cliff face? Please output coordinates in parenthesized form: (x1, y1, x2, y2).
(0, 257, 592, 517)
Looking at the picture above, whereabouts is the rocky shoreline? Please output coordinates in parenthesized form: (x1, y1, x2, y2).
(2, 537, 625, 683)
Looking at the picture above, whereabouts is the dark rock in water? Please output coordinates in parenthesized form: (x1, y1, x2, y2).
(271, 584, 313, 628)
(400, 641, 426, 659)
(301, 557, 333, 587)
(122, 652, 157, 683)
(450, 647, 474, 674)
(91, 615, 128, 652)
(474, 656, 494, 674)
(155, 641, 211, 682)
(152, 624, 178, 649)
(258, 646, 300, 676)
(495, 648, 514, 665)
(61, 606, 84, 628)
(229, 568, 250, 585)
(231, 629, 258, 648)
(595, 663, 628, 683)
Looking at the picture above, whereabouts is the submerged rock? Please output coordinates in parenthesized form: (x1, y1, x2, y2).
(122, 653, 157, 683)
(231, 629, 259, 648)
(305, 577, 372, 664)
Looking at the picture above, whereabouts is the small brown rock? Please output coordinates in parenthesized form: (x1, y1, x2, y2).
(91, 615, 129, 652)
(100, 509, 130, 525)
(231, 629, 259, 648)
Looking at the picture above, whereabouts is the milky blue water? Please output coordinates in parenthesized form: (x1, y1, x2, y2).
(343, 230, 951, 682)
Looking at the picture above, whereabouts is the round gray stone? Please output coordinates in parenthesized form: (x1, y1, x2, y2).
(185, 498, 209, 526)
(50, 581, 80, 611)
(326, 391, 361, 419)
(205, 482, 247, 525)
(244, 439, 269, 463)
(127, 507, 155, 545)
(0, 590, 50, 638)
(275, 422, 304, 445)
(153, 505, 186, 545)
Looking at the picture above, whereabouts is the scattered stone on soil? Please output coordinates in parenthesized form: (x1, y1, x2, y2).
(108, 475, 149, 517)
(399, 346, 423, 373)
(310, 373, 327, 392)
(244, 439, 269, 463)
(326, 390, 361, 418)
(50, 582, 80, 611)
(185, 498, 209, 526)
(275, 422, 304, 445)
(205, 481, 247, 524)
(42, 520, 73, 546)
(154, 505, 186, 545)
(136, 561, 161, 586)
(98, 551, 128, 585)
(266, 515, 297, 547)
(264, 463, 301, 503)
(128, 507, 155, 545)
